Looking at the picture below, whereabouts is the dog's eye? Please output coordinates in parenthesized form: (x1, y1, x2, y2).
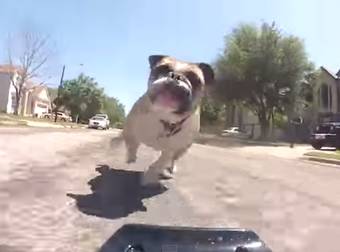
(185, 71, 202, 89)
(154, 65, 172, 76)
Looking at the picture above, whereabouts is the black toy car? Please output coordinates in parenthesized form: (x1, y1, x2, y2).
(310, 122, 340, 149)
(100, 224, 272, 252)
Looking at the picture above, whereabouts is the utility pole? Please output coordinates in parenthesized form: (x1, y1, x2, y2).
(54, 65, 65, 122)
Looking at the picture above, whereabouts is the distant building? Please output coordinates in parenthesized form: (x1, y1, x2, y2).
(0, 64, 51, 117)
(315, 67, 340, 122)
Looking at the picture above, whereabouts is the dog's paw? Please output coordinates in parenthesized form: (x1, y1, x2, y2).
(168, 164, 177, 174)
(159, 168, 174, 180)
(126, 157, 137, 164)
(141, 169, 160, 186)
(126, 153, 137, 163)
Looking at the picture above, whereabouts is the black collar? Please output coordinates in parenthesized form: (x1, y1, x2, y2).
(160, 116, 189, 137)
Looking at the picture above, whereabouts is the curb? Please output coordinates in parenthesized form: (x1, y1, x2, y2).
(302, 156, 340, 166)
(197, 134, 294, 147)
(0, 120, 27, 126)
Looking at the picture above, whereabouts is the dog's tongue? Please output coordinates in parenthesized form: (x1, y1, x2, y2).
(156, 92, 178, 108)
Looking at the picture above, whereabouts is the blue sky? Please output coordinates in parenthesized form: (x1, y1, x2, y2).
(1, 0, 340, 112)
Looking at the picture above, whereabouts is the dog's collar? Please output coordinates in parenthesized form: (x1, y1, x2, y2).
(160, 116, 190, 137)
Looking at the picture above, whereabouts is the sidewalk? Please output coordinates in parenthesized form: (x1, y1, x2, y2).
(195, 133, 311, 160)
(196, 133, 302, 148)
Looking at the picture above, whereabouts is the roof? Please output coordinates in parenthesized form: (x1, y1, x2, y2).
(25, 80, 36, 89)
(320, 66, 339, 79)
(31, 84, 51, 102)
(30, 84, 48, 94)
(0, 64, 24, 74)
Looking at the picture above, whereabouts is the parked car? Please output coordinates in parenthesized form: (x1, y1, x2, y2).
(42, 112, 72, 122)
(310, 122, 340, 149)
(88, 116, 109, 130)
(94, 114, 110, 129)
(221, 127, 248, 137)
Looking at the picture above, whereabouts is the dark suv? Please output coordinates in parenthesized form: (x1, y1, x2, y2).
(310, 122, 340, 149)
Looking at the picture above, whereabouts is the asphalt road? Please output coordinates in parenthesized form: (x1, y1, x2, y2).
(0, 127, 340, 252)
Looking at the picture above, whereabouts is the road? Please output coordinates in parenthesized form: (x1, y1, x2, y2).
(0, 127, 340, 252)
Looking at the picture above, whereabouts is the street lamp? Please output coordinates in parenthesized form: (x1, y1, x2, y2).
(54, 65, 65, 122)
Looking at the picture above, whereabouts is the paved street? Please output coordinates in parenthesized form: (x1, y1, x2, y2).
(1, 127, 340, 252)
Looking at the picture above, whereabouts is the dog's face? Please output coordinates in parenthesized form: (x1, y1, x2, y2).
(147, 55, 214, 115)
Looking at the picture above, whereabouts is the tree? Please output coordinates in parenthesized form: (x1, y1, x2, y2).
(47, 87, 58, 102)
(6, 32, 51, 115)
(200, 96, 222, 125)
(102, 96, 125, 127)
(215, 22, 313, 139)
(58, 74, 104, 122)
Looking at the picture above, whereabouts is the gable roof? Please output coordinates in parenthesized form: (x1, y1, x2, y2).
(31, 85, 51, 103)
(31, 85, 47, 94)
(0, 64, 24, 75)
(321, 66, 339, 79)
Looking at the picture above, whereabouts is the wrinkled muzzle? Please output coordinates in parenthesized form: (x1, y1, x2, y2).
(148, 73, 193, 114)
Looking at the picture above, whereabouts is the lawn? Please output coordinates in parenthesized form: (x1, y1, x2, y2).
(0, 113, 82, 128)
(304, 150, 340, 161)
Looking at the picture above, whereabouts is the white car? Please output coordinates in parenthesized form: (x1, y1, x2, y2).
(88, 116, 109, 130)
(42, 112, 72, 122)
(221, 127, 247, 137)
(95, 114, 110, 129)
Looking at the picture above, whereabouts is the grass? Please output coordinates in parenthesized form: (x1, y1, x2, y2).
(0, 113, 82, 128)
(304, 150, 340, 161)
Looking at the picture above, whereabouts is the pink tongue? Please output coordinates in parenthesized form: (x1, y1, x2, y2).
(157, 92, 178, 108)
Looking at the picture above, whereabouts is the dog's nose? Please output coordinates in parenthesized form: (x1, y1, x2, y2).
(168, 71, 184, 82)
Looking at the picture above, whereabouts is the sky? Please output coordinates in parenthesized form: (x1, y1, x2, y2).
(1, 0, 340, 112)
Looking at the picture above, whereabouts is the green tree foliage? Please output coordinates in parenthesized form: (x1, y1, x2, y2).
(200, 96, 222, 125)
(54, 74, 126, 125)
(58, 74, 104, 122)
(48, 87, 58, 101)
(102, 96, 125, 127)
(215, 22, 314, 138)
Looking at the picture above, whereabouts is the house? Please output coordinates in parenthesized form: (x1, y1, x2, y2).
(23, 85, 52, 117)
(315, 66, 340, 122)
(0, 64, 51, 117)
(225, 66, 340, 140)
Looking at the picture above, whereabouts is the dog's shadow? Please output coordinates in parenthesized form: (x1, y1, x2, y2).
(67, 165, 167, 219)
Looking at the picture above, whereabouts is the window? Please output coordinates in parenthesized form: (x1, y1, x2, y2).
(330, 86, 333, 110)
(338, 87, 340, 112)
(320, 83, 329, 110)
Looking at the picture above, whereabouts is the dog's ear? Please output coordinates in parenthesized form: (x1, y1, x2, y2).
(148, 55, 168, 68)
(198, 63, 214, 85)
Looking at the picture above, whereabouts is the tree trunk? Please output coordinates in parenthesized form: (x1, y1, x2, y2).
(14, 93, 21, 115)
(13, 81, 24, 116)
(237, 105, 243, 129)
(224, 103, 235, 127)
(259, 120, 270, 139)
(258, 109, 270, 140)
(270, 110, 275, 140)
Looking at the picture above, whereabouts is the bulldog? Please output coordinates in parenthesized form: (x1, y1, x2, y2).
(122, 55, 214, 185)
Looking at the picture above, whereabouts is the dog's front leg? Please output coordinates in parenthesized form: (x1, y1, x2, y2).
(122, 128, 140, 163)
(125, 139, 140, 163)
(164, 146, 190, 177)
(142, 151, 173, 185)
